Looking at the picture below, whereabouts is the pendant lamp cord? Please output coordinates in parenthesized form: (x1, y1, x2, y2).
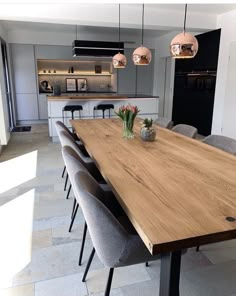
(141, 3, 144, 46)
(183, 4, 187, 33)
(118, 3, 121, 52)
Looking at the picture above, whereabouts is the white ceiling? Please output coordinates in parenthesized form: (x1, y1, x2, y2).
(148, 4, 236, 15)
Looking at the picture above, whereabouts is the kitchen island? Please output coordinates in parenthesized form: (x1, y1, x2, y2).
(47, 93, 159, 141)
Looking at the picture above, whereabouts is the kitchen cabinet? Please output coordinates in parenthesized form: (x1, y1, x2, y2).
(117, 48, 136, 94)
(117, 48, 154, 95)
(136, 49, 154, 95)
(38, 94, 48, 120)
(10, 44, 37, 94)
(35, 45, 72, 60)
(15, 93, 39, 120)
(10, 44, 39, 122)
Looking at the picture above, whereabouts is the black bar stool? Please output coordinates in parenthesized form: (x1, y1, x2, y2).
(62, 105, 83, 123)
(93, 104, 114, 119)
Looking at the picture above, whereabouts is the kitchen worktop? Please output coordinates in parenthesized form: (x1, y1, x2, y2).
(47, 93, 159, 101)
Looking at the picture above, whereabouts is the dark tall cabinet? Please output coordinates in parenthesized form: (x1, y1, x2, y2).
(172, 29, 221, 136)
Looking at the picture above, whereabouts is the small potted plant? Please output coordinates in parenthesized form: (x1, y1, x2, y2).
(140, 118, 156, 142)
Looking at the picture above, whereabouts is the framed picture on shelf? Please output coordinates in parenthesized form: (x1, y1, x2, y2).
(66, 78, 77, 92)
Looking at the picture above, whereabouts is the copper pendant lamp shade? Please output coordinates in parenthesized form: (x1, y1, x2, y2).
(113, 4, 127, 69)
(170, 4, 199, 59)
(133, 4, 152, 66)
(113, 53, 127, 68)
(133, 46, 152, 65)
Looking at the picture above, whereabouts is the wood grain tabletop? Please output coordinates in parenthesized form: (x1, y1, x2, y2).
(71, 118, 236, 255)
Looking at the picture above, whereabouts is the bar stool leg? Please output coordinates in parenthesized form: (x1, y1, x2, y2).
(109, 108, 111, 118)
(102, 109, 105, 119)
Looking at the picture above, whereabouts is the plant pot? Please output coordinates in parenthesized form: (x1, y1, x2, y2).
(140, 127, 156, 142)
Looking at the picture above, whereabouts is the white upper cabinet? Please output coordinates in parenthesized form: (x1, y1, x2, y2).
(10, 44, 37, 94)
(35, 45, 73, 60)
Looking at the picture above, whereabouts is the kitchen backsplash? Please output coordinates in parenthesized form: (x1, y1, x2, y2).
(38, 75, 113, 93)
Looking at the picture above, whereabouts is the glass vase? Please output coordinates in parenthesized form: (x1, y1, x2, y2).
(123, 121, 134, 139)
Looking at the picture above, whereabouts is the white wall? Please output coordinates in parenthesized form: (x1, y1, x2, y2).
(211, 9, 236, 138)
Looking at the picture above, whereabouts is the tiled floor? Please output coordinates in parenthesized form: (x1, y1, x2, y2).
(0, 124, 236, 296)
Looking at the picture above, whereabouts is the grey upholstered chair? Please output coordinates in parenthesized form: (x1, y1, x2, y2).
(73, 170, 161, 296)
(202, 134, 236, 155)
(55, 120, 82, 189)
(154, 117, 173, 129)
(172, 124, 198, 138)
(62, 145, 116, 266)
(196, 134, 236, 252)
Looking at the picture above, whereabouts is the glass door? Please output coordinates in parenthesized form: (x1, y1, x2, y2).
(1, 39, 15, 130)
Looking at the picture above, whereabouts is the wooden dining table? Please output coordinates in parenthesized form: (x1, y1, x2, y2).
(71, 118, 236, 296)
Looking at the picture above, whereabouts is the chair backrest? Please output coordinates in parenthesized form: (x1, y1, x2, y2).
(62, 146, 104, 197)
(172, 124, 198, 138)
(155, 117, 173, 129)
(59, 130, 92, 165)
(202, 135, 236, 155)
(73, 170, 129, 267)
(55, 121, 71, 137)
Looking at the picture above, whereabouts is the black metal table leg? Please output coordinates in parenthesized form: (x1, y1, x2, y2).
(159, 250, 182, 296)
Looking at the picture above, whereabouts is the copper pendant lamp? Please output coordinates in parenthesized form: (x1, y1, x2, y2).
(112, 4, 127, 68)
(170, 4, 198, 59)
(133, 4, 152, 66)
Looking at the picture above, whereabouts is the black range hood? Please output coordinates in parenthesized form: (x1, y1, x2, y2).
(72, 40, 124, 57)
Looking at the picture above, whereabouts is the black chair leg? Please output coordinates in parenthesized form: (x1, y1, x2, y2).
(64, 173, 69, 191)
(196, 246, 200, 252)
(104, 268, 114, 296)
(71, 197, 77, 219)
(68, 203, 79, 232)
(78, 222, 87, 266)
(82, 247, 95, 282)
(61, 165, 66, 178)
(66, 184, 71, 199)
(145, 262, 149, 267)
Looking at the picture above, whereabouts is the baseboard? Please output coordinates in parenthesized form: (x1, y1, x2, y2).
(16, 120, 48, 125)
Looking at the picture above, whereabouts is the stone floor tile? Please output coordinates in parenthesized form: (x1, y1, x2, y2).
(12, 241, 103, 287)
(86, 264, 151, 294)
(201, 239, 236, 264)
(32, 229, 52, 249)
(0, 283, 34, 296)
(90, 288, 123, 296)
(52, 223, 90, 246)
(35, 273, 87, 296)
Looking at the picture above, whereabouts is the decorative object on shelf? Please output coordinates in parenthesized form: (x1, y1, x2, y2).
(71, 66, 74, 73)
(140, 118, 156, 142)
(39, 80, 53, 93)
(115, 104, 139, 139)
(113, 4, 127, 69)
(133, 4, 152, 65)
(170, 4, 199, 59)
(66, 78, 77, 92)
(77, 78, 87, 92)
(68, 67, 71, 73)
(95, 65, 102, 73)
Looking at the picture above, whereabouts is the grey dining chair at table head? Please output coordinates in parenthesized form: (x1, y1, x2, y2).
(73, 170, 162, 296)
(172, 124, 198, 139)
(55, 120, 82, 180)
(196, 134, 236, 252)
(202, 134, 236, 155)
(154, 117, 174, 129)
(62, 145, 120, 266)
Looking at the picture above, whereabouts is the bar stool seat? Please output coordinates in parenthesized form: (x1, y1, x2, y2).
(62, 105, 83, 122)
(93, 104, 114, 119)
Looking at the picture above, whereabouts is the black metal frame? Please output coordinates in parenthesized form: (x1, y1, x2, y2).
(159, 250, 182, 296)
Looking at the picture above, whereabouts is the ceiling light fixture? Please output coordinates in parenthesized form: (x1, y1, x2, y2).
(170, 4, 199, 59)
(133, 4, 152, 66)
(112, 4, 127, 68)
